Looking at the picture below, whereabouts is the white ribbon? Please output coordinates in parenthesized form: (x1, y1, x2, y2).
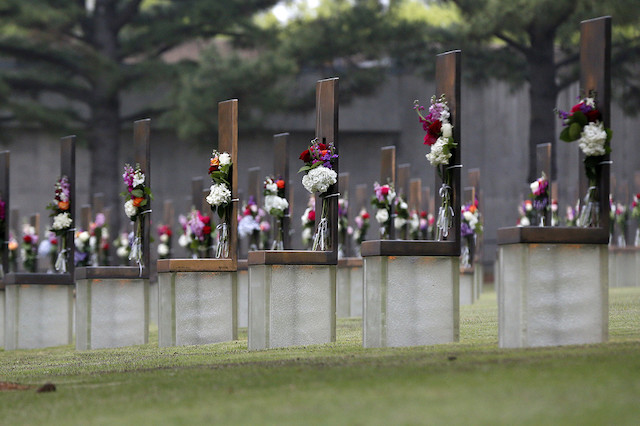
(313, 216, 328, 251)
(55, 248, 68, 273)
(436, 183, 454, 240)
(578, 186, 599, 228)
(216, 222, 229, 258)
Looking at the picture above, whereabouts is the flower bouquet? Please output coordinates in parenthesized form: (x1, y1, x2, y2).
(529, 172, 549, 226)
(263, 177, 289, 250)
(394, 196, 410, 238)
(631, 193, 640, 246)
(300, 196, 316, 249)
(113, 232, 131, 265)
(8, 232, 18, 272)
(90, 213, 109, 265)
(565, 203, 578, 227)
(206, 150, 233, 258)
(414, 95, 457, 240)
(121, 163, 152, 272)
(352, 208, 370, 255)
(185, 209, 213, 257)
(614, 203, 628, 247)
(46, 175, 73, 272)
(157, 224, 172, 259)
(551, 199, 559, 226)
(460, 199, 482, 269)
(337, 197, 349, 256)
(42, 231, 58, 272)
(21, 223, 38, 272)
(370, 182, 395, 239)
(517, 200, 536, 227)
(298, 138, 338, 250)
(558, 92, 612, 227)
(238, 197, 264, 251)
(74, 229, 91, 267)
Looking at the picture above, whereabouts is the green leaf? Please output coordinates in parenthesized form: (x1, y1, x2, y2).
(131, 189, 144, 198)
(568, 122, 582, 141)
(572, 111, 588, 127)
(138, 199, 148, 207)
(297, 165, 312, 174)
(559, 127, 573, 142)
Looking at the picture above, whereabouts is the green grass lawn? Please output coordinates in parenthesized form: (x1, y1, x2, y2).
(1, 287, 639, 425)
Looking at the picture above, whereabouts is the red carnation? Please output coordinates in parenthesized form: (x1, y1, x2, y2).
(200, 215, 211, 225)
(380, 186, 389, 196)
(308, 210, 316, 222)
(585, 109, 601, 123)
(51, 237, 58, 245)
(424, 133, 437, 146)
(209, 165, 219, 174)
(203, 225, 212, 235)
(570, 103, 582, 113)
(420, 211, 427, 218)
(23, 235, 32, 243)
(428, 120, 442, 137)
(299, 149, 311, 163)
(102, 242, 110, 250)
(362, 212, 370, 219)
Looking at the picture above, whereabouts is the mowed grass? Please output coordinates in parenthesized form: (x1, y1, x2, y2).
(1, 287, 639, 425)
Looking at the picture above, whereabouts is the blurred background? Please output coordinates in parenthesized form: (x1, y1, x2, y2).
(1, 0, 639, 278)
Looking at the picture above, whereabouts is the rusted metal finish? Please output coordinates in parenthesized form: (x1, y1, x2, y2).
(156, 258, 236, 273)
(248, 249, 336, 265)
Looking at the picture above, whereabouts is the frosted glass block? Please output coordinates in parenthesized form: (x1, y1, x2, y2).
(237, 269, 248, 328)
(636, 251, 640, 287)
(248, 264, 336, 350)
(157, 271, 237, 347)
(336, 266, 351, 318)
(349, 265, 363, 317)
(498, 243, 608, 348)
(474, 263, 483, 299)
(364, 256, 459, 348)
(76, 278, 149, 350)
(149, 281, 158, 326)
(0, 290, 4, 348)
(460, 271, 474, 306)
(608, 250, 617, 288)
(4, 284, 73, 350)
(614, 249, 636, 288)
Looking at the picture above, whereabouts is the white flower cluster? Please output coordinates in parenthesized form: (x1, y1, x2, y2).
(157, 243, 169, 257)
(375, 209, 389, 224)
(75, 230, 90, 250)
(52, 212, 72, 230)
(578, 122, 607, 157)
(463, 210, 479, 229)
(218, 152, 232, 166)
(238, 215, 260, 238)
(264, 194, 289, 214)
(302, 166, 337, 194)
(206, 183, 231, 207)
(132, 171, 145, 188)
(265, 180, 278, 194)
(426, 137, 453, 166)
(124, 199, 137, 218)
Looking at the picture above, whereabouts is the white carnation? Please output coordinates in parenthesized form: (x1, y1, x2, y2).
(394, 217, 406, 229)
(89, 235, 97, 248)
(79, 231, 90, 243)
(265, 181, 278, 194)
(441, 122, 453, 138)
(375, 209, 389, 224)
(206, 183, 231, 207)
(426, 137, 452, 166)
(52, 212, 72, 230)
(302, 166, 337, 194)
(387, 189, 396, 204)
(160, 234, 169, 243)
(178, 233, 189, 247)
(530, 180, 539, 194)
(463, 211, 478, 228)
(301, 227, 313, 242)
(578, 122, 607, 157)
(116, 246, 128, 258)
(157, 243, 169, 256)
(124, 199, 137, 218)
(519, 217, 530, 227)
(218, 152, 231, 166)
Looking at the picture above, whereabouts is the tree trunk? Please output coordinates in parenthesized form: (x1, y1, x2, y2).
(527, 27, 559, 183)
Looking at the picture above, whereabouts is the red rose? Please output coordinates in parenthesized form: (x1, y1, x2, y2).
(276, 179, 285, 189)
(362, 212, 370, 219)
(203, 225, 211, 235)
(428, 120, 442, 137)
(317, 143, 327, 151)
(299, 149, 311, 163)
(23, 235, 32, 243)
(420, 211, 427, 218)
(51, 237, 58, 245)
(380, 186, 389, 196)
(209, 165, 219, 174)
(244, 208, 251, 216)
(570, 102, 583, 113)
(201, 215, 211, 225)
(424, 133, 437, 146)
(102, 242, 110, 250)
(308, 210, 316, 221)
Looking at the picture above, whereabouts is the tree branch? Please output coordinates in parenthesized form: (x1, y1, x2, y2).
(495, 32, 530, 56)
(3, 74, 92, 101)
(115, 0, 144, 31)
(0, 41, 90, 79)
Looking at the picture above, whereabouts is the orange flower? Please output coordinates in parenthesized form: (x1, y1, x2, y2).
(8, 240, 18, 250)
(58, 201, 69, 211)
(276, 179, 285, 189)
(210, 156, 220, 167)
(132, 197, 145, 207)
(469, 205, 477, 213)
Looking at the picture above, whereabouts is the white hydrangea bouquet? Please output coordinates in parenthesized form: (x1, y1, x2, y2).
(46, 175, 73, 272)
(121, 163, 153, 272)
(298, 138, 338, 250)
(558, 92, 612, 227)
(263, 176, 289, 250)
(414, 95, 457, 240)
(205, 149, 233, 258)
